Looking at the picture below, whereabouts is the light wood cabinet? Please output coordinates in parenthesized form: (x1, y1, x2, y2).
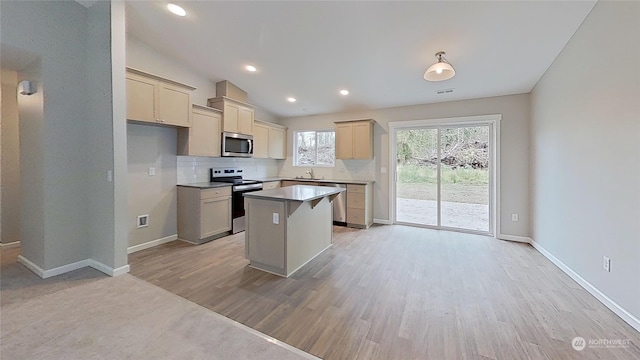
(126, 68, 194, 127)
(177, 105, 222, 157)
(178, 186, 232, 244)
(262, 181, 281, 190)
(335, 119, 374, 159)
(253, 120, 287, 159)
(253, 122, 270, 158)
(208, 96, 255, 135)
(281, 180, 318, 187)
(346, 183, 373, 228)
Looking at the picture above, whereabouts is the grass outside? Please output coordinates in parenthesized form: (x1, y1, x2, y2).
(397, 164, 489, 205)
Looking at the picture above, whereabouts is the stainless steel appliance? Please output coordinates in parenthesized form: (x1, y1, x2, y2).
(222, 132, 253, 157)
(318, 183, 347, 224)
(210, 168, 262, 233)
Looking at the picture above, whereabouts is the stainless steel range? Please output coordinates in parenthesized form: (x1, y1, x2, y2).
(210, 168, 262, 234)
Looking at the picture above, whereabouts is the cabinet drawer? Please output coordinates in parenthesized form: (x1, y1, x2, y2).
(263, 181, 280, 190)
(347, 184, 366, 194)
(201, 186, 231, 199)
(347, 192, 365, 209)
(347, 208, 366, 225)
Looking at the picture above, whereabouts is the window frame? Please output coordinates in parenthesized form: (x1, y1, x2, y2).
(293, 129, 336, 167)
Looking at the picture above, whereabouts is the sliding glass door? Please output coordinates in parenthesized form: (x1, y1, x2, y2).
(395, 124, 492, 234)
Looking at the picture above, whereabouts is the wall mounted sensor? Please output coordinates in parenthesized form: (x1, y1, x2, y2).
(18, 80, 36, 95)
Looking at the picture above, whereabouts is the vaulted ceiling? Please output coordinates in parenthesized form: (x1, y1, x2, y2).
(125, 1, 596, 118)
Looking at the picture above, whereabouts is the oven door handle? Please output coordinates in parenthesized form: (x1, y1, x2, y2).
(234, 184, 263, 192)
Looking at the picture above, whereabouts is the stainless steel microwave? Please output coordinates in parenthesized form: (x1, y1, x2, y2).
(222, 132, 253, 157)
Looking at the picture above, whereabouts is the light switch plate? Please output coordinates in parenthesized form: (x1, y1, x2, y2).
(272, 213, 279, 224)
(511, 213, 519, 221)
(148, 167, 156, 176)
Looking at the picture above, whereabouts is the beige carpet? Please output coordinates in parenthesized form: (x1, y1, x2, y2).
(0, 249, 317, 360)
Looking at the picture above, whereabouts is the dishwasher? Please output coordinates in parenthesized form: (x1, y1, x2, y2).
(318, 183, 347, 225)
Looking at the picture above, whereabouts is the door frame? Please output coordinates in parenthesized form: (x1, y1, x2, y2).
(388, 114, 501, 237)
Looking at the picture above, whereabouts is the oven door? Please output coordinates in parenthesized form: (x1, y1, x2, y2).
(231, 183, 263, 233)
(222, 132, 253, 157)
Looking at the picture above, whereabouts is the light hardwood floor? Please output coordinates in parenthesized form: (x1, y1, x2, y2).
(129, 225, 640, 360)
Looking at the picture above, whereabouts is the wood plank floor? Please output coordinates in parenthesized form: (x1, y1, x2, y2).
(129, 225, 640, 360)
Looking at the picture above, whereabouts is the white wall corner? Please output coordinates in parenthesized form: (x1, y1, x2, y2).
(530, 240, 640, 332)
(496, 234, 531, 243)
(127, 234, 178, 254)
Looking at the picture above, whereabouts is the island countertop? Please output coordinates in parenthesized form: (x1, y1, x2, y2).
(243, 185, 345, 202)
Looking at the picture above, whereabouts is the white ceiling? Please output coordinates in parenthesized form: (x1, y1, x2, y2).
(125, 1, 597, 118)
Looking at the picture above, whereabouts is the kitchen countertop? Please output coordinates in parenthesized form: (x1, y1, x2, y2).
(177, 182, 232, 189)
(251, 177, 374, 185)
(243, 185, 346, 202)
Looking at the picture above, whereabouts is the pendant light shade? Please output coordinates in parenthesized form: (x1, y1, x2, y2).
(424, 51, 456, 81)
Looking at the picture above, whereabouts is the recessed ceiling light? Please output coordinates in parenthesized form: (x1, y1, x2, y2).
(340, 89, 349, 96)
(167, 3, 186, 17)
(245, 65, 257, 72)
(287, 97, 297, 103)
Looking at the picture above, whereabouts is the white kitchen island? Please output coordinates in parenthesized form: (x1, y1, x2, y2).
(244, 185, 346, 277)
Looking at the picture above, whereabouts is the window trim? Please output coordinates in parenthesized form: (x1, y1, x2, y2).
(293, 129, 336, 167)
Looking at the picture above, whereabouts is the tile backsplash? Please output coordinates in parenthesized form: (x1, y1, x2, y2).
(177, 156, 281, 183)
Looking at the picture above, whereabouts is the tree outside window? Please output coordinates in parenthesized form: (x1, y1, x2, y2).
(294, 130, 335, 166)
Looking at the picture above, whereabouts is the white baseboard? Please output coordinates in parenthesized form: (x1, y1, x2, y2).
(497, 233, 531, 243)
(17, 255, 130, 278)
(88, 259, 130, 277)
(127, 234, 177, 254)
(0, 241, 21, 249)
(531, 240, 640, 332)
(373, 218, 392, 225)
(18, 255, 89, 279)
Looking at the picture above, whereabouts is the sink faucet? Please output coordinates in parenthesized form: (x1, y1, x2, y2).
(306, 168, 314, 179)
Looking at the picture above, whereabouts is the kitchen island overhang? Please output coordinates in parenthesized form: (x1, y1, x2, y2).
(243, 185, 346, 277)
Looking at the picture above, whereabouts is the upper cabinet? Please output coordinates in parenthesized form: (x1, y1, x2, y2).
(126, 68, 195, 127)
(177, 105, 222, 157)
(335, 119, 375, 159)
(253, 120, 287, 160)
(208, 97, 255, 135)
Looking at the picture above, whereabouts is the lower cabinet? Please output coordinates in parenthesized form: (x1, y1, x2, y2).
(178, 186, 232, 244)
(262, 181, 281, 190)
(346, 184, 373, 228)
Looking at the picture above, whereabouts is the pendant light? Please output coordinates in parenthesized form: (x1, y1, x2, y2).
(424, 51, 456, 81)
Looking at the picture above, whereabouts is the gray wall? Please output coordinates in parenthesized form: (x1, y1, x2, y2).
(1, 0, 127, 272)
(531, 0, 640, 320)
(1, 69, 21, 244)
(279, 93, 531, 238)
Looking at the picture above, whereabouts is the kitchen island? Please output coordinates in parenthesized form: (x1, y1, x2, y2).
(243, 185, 346, 277)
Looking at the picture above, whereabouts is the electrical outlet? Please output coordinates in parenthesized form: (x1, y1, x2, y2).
(272, 213, 279, 225)
(106, 170, 113, 182)
(603, 256, 611, 272)
(148, 167, 156, 176)
(511, 213, 519, 221)
(137, 214, 149, 228)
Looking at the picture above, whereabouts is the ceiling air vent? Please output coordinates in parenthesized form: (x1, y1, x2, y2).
(435, 88, 454, 95)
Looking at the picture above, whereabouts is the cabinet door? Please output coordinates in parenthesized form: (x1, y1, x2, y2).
(238, 106, 254, 135)
(190, 109, 221, 156)
(335, 123, 353, 159)
(222, 103, 239, 132)
(158, 82, 191, 127)
(352, 122, 372, 159)
(262, 181, 280, 190)
(268, 127, 286, 159)
(200, 197, 231, 238)
(126, 74, 157, 123)
(253, 123, 269, 158)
